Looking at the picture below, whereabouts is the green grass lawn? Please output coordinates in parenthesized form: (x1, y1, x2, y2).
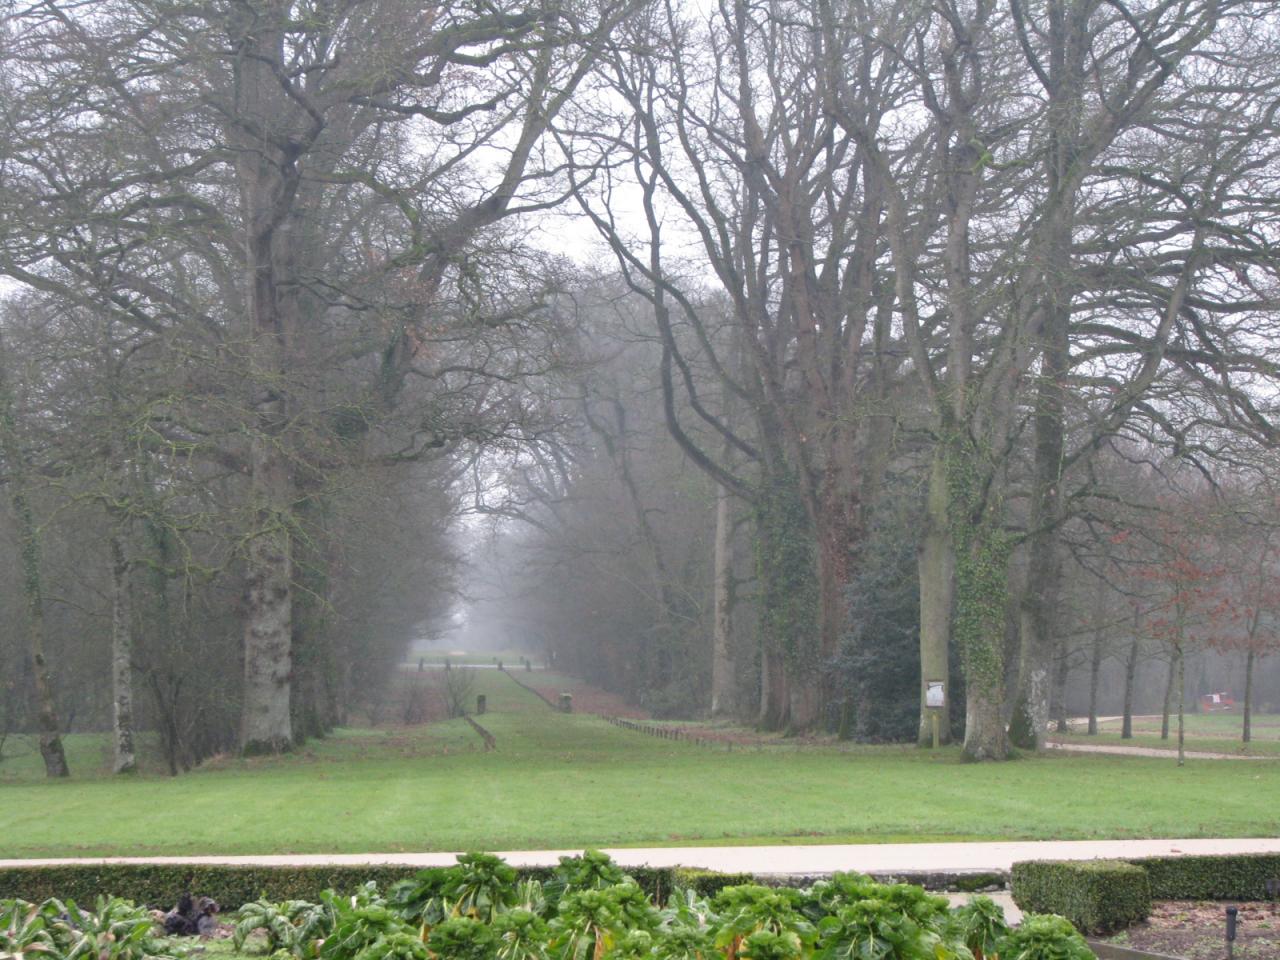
(1053, 711, 1280, 756)
(2, 671, 1278, 859)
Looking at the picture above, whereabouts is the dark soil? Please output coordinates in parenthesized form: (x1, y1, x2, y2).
(1104, 901, 1280, 959)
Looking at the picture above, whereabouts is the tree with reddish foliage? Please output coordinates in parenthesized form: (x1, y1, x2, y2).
(1207, 494, 1280, 744)
(1133, 498, 1229, 766)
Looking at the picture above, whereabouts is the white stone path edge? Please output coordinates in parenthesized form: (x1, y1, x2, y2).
(4, 837, 1279, 875)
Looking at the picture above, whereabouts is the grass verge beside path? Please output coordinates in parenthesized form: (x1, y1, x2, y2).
(3, 672, 1279, 859)
(1053, 713, 1280, 757)
(1051, 731, 1280, 757)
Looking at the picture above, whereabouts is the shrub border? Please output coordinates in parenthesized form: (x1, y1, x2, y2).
(1010, 859, 1151, 934)
(0, 864, 754, 910)
(1128, 852, 1280, 901)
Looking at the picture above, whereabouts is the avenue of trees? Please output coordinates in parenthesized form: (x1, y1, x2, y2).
(2, 0, 1280, 772)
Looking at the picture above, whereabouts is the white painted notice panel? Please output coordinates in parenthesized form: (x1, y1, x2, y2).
(926, 681, 945, 709)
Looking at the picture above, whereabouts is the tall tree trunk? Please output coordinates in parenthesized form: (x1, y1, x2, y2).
(1243, 648, 1254, 744)
(1161, 651, 1176, 740)
(0, 348, 68, 778)
(1017, 228, 1071, 750)
(754, 467, 814, 732)
(1122, 637, 1140, 739)
(1053, 652, 1070, 733)
(963, 672, 1007, 761)
(807, 472, 859, 732)
(109, 531, 136, 774)
(238, 203, 295, 754)
(241, 452, 294, 755)
(13, 486, 69, 778)
(788, 675, 820, 733)
(917, 452, 954, 745)
(711, 483, 736, 715)
(1176, 643, 1186, 766)
(1087, 631, 1103, 735)
(758, 646, 788, 730)
(231, 11, 312, 756)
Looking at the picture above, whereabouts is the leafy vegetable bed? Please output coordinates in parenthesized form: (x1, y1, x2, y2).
(2, 850, 1098, 959)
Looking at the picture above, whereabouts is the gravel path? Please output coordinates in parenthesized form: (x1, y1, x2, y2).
(1045, 740, 1275, 760)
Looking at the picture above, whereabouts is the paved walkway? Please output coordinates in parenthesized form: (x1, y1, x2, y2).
(1046, 741, 1274, 761)
(5, 837, 1278, 874)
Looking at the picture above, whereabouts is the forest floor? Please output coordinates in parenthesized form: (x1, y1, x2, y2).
(3, 669, 1279, 859)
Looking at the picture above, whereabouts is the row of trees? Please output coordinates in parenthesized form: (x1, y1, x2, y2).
(0, 0, 631, 775)
(3, 0, 1280, 770)
(486, 0, 1280, 757)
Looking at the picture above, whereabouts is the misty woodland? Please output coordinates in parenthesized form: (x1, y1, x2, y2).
(2, 0, 1279, 776)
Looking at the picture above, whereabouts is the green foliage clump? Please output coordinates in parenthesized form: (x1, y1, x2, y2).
(429, 917, 498, 960)
(1011, 860, 1150, 934)
(948, 895, 1009, 960)
(997, 914, 1095, 960)
(1, 895, 174, 960)
(233, 896, 331, 956)
(670, 870, 755, 900)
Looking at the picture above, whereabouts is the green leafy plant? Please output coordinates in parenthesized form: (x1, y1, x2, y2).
(1, 899, 57, 959)
(739, 931, 805, 960)
(389, 869, 454, 927)
(234, 898, 332, 957)
(320, 895, 416, 960)
(492, 909, 549, 960)
(44, 897, 170, 960)
(997, 915, 1094, 960)
(949, 897, 1009, 960)
(446, 855, 519, 923)
(812, 899, 967, 960)
(711, 886, 813, 960)
(428, 917, 497, 960)
(549, 887, 629, 960)
(555, 853, 630, 895)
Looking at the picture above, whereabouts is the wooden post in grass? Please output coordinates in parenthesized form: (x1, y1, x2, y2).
(477, 695, 486, 715)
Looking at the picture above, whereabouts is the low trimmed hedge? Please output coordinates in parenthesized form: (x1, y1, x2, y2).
(1011, 859, 1150, 934)
(0, 863, 753, 910)
(1130, 853, 1280, 901)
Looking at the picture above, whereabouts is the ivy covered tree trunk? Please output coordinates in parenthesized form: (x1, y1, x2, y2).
(711, 482, 736, 716)
(754, 468, 816, 732)
(947, 436, 1011, 761)
(109, 531, 136, 774)
(806, 453, 862, 731)
(917, 451, 953, 745)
